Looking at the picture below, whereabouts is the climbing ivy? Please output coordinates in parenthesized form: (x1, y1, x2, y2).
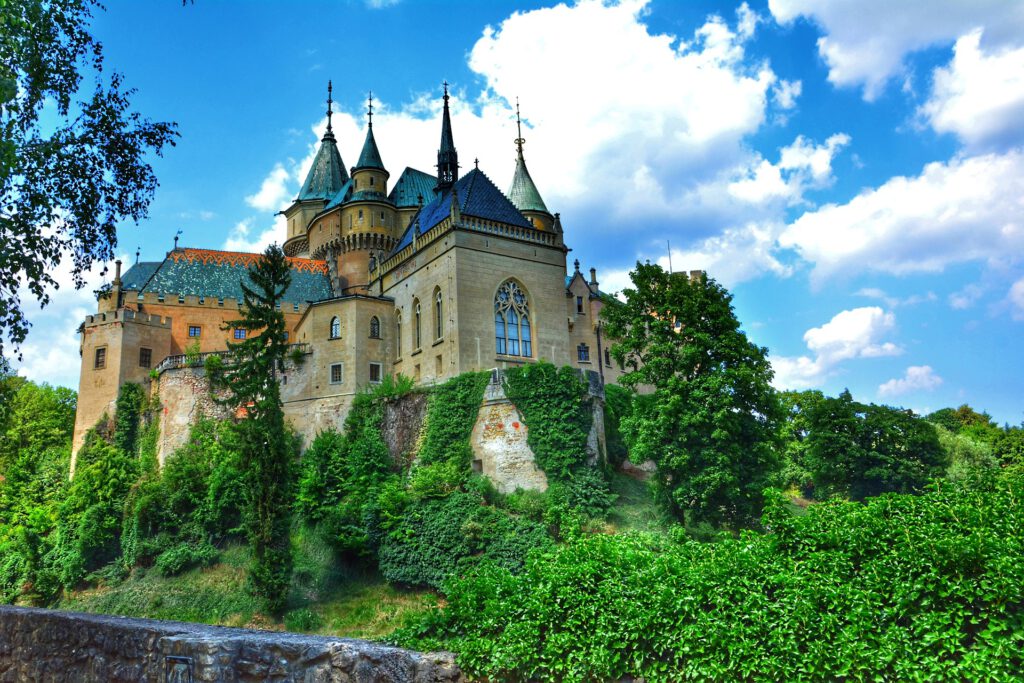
(417, 371, 489, 469)
(503, 362, 592, 479)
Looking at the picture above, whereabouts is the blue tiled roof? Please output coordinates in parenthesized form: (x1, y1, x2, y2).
(388, 167, 435, 208)
(322, 178, 354, 212)
(120, 261, 161, 290)
(298, 138, 348, 201)
(141, 249, 333, 304)
(390, 168, 533, 255)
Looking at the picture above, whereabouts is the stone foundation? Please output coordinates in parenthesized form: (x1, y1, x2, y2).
(0, 606, 462, 682)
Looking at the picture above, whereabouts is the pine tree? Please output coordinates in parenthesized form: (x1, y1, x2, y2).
(207, 244, 294, 614)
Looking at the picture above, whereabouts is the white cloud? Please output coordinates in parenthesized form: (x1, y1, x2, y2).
(920, 29, 1024, 151)
(857, 287, 937, 308)
(657, 221, 791, 287)
(728, 132, 849, 205)
(772, 306, 902, 389)
(949, 283, 984, 310)
(768, 0, 1024, 100)
(223, 215, 285, 253)
(365, 0, 399, 8)
(878, 365, 943, 398)
(779, 150, 1024, 283)
(245, 163, 292, 213)
(1009, 277, 1024, 320)
(772, 79, 802, 110)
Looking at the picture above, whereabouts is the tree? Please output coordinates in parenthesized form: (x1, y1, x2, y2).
(206, 244, 295, 614)
(807, 391, 945, 500)
(1, 0, 178, 358)
(602, 263, 781, 528)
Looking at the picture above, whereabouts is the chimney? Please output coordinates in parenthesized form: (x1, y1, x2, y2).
(114, 259, 122, 286)
(589, 267, 598, 287)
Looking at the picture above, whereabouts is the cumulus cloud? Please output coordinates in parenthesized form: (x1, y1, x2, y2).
(245, 163, 292, 212)
(919, 29, 1024, 151)
(772, 79, 802, 110)
(728, 132, 849, 205)
(779, 150, 1024, 284)
(878, 365, 943, 398)
(1009, 277, 1024, 320)
(768, 0, 1024, 100)
(223, 215, 285, 253)
(657, 221, 791, 287)
(772, 306, 902, 389)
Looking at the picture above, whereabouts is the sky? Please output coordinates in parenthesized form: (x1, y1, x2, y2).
(12, 0, 1024, 425)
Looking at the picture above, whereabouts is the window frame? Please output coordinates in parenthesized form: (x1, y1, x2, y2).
(188, 325, 202, 338)
(329, 362, 344, 385)
(494, 279, 532, 358)
(94, 346, 107, 370)
(329, 316, 341, 340)
(233, 328, 247, 340)
(139, 347, 152, 368)
(369, 315, 381, 339)
(369, 362, 382, 384)
(577, 343, 590, 362)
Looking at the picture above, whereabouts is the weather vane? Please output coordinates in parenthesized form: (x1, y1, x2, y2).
(174, 229, 182, 249)
(367, 90, 374, 127)
(326, 80, 334, 134)
(514, 97, 525, 156)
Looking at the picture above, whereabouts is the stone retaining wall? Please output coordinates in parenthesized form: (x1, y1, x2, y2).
(0, 606, 463, 682)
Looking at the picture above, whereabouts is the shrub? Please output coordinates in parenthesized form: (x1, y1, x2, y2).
(398, 477, 1024, 681)
(153, 542, 218, 577)
(548, 467, 617, 520)
(602, 383, 633, 468)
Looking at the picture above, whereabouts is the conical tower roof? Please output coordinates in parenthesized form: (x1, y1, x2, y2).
(507, 102, 549, 214)
(435, 82, 459, 192)
(298, 81, 349, 201)
(354, 93, 386, 172)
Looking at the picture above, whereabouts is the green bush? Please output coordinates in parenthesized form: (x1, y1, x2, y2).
(284, 606, 324, 632)
(417, 372, 489, 467)
(548, 468, 617, 520)
(398, 477, 1024, 681)
(504, 362, 591, 479)
(378, 492, 552, 589)
(153, 542, 218, 577)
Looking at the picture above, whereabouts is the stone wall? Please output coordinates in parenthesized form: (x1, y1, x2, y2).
(0, 606, 462, 682)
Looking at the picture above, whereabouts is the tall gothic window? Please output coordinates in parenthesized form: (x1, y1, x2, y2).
(495, 280, 532, 357)
(434, 288, 444, 340)
(369, 316, 380, 339)
(395, 312, 402, 356)
(329, 316, 341, 339)
(413, 299, 422, 349)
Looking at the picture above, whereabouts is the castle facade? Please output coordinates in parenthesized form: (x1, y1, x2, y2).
(73, 84, 622, 457)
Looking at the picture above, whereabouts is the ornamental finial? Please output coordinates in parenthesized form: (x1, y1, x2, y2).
(514, 97, 525, 159)
(326, 80, 334, 135)
(367, 90, 374, 128)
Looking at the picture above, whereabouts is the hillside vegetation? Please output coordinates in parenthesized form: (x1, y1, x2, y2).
(2, 267, 1023, 680)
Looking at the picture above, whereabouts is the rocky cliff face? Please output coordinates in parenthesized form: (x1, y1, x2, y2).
(0, 605, 463, 682)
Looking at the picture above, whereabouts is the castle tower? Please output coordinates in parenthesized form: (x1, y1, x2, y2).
(435, 82, 459, 193)
(334, 92, 399, 295)
(283, 81, 349, 257)
(507, 100, 554, 231)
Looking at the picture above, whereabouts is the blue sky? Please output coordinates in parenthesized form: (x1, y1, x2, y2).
(13, 0, 1024, 425)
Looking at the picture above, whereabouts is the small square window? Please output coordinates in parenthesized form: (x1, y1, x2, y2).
(178, 294, 185, 304)
(330, 363, 344, 384)
(158, 293, 165, 303)
(188, 325, 202, 338)
(369, 362, 382, 384)
(139, 347, 152, 368)
(293, 303, 299, 312)
(218, 297, 224, 307)
(233, 328, 246, 340)
(94, 347, 106, 370)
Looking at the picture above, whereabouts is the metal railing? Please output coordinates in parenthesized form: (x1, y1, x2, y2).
(154, 342, 311, 375)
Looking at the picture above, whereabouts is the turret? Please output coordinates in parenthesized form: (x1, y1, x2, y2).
(350, 91, 390, 197)
(435, 82, 459, 193)
(507, 100, 554, 231)
(282, 81, 349, 257)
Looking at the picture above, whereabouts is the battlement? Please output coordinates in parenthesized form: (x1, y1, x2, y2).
(83, 308, 173, 328)
(122, 290, 310, 314)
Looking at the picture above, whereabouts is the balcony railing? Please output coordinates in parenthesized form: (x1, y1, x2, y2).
(154, 342, 311, 375)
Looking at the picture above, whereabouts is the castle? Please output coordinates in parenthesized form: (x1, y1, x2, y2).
(73, 84, 623, 460)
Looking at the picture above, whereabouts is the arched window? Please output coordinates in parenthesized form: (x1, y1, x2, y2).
(577, 344, 590, 362)
(369, 316, 380, 338)
(434, 288, 444, 340)
(329, 316, 340, 339)
(395, 311, 402, 356)
(413, 299, 422, 349)
(495, 280, 531, 357)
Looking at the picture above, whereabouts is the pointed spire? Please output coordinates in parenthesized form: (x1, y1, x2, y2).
(324, 80, 336, 141)
(507, 99, 549, 214)
(299, 80, 348, 201)
(354, 90, 386, 172)
(436, 81, 459, 193)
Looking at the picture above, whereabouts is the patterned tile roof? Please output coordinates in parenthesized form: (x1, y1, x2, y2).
(298, 138, 348, 201)
(141, 248, 333, 304)
(120, 261, 161, 290)
(390, 168, 533, 255)
(388, 167, 435, 208)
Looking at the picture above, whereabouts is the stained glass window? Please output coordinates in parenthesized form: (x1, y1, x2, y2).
(495, 280, 532, 358)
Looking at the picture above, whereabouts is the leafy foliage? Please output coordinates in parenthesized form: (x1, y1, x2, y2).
(378, 491, 552, 589)
(417, 371, 489, 468)
(504, 361, 591, 479)
(806, 390, 945, 500)
(399, 477, 1024, 681)
(0, 0, 177, 356)
(602, 383, 633, 468)
(602, 263, 781, 528)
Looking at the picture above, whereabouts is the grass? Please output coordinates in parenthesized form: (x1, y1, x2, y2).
(606, 471, 668, 534)
(60, 535, 435, 638)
